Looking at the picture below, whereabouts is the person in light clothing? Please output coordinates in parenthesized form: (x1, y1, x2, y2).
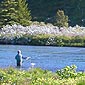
(15, 50, 30, 67)
(15, 50, 23, 67)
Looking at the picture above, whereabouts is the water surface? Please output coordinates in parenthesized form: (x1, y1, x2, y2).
(0, 45, 85, 72)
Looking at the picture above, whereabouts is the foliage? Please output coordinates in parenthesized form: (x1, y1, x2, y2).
(0, 34, 85, 46)
(0, 0, 85, 26)
(0, 0, 18, 27)
(77, 80, 85, 85)
(56, 65, 83, 79)
(0, 66, 84, 85)
(0, 67, 31, 85)
(0, 0, 31, 27)
(28, 0, 85, 26)
(16, 0, 32, 26)
(54, 10, 69, 27)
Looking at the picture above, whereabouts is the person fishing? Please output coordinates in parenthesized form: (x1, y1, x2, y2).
(15, 50, 30, 67)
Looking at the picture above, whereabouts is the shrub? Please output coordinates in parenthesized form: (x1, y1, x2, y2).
(56, 65, 82, 79)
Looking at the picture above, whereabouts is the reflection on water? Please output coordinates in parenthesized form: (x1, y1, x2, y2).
(0, 45, 85, 72)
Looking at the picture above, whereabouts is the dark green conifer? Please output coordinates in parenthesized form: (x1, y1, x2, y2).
(0, 0, 31, 27)
(16, 0, 31, 26)
(0, 0, 18, 26)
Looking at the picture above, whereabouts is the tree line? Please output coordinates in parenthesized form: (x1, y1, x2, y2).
(0, 0, 68, 28)
(28, 0, 85, 26)
(0, 0, 31, 27)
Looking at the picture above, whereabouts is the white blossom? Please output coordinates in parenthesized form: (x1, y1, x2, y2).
(0, 24, 85, 37)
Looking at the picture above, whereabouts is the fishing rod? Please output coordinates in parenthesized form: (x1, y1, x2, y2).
(23, 56, 36, 68)
(22, 56, 31, 63)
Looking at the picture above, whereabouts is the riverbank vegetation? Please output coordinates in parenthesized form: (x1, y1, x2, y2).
(0, 0, 85, 47)
(0, 65, 85, 85)
(0, 33, 85, 47)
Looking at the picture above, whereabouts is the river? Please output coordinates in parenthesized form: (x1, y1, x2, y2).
(0, 45, 85, 72)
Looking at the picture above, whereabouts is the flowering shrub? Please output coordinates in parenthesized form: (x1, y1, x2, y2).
(0, 66, 84, 85)
(0, 24, 85, 46)
(56, 65, 83, 79)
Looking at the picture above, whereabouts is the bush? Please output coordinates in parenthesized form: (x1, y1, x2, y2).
(56, 65, 83, 79)
(0, 34, 85, 47)
(0, 66, 84, 85)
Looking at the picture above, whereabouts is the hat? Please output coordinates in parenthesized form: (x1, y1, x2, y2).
(18, 50, 21, 53)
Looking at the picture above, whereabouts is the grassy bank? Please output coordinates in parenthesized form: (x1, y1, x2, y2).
(0, 34, 85, 47)
(0, 65, 85, 85)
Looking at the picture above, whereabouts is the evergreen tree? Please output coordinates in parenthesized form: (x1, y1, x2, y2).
(0, 0, 31, 27)
(55, 10, 69, 28)
(0, 0, 18, 27)
(16, 0, 32, 26)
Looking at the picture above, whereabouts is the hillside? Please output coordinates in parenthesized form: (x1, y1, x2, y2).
(28, 0, 85, 26)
